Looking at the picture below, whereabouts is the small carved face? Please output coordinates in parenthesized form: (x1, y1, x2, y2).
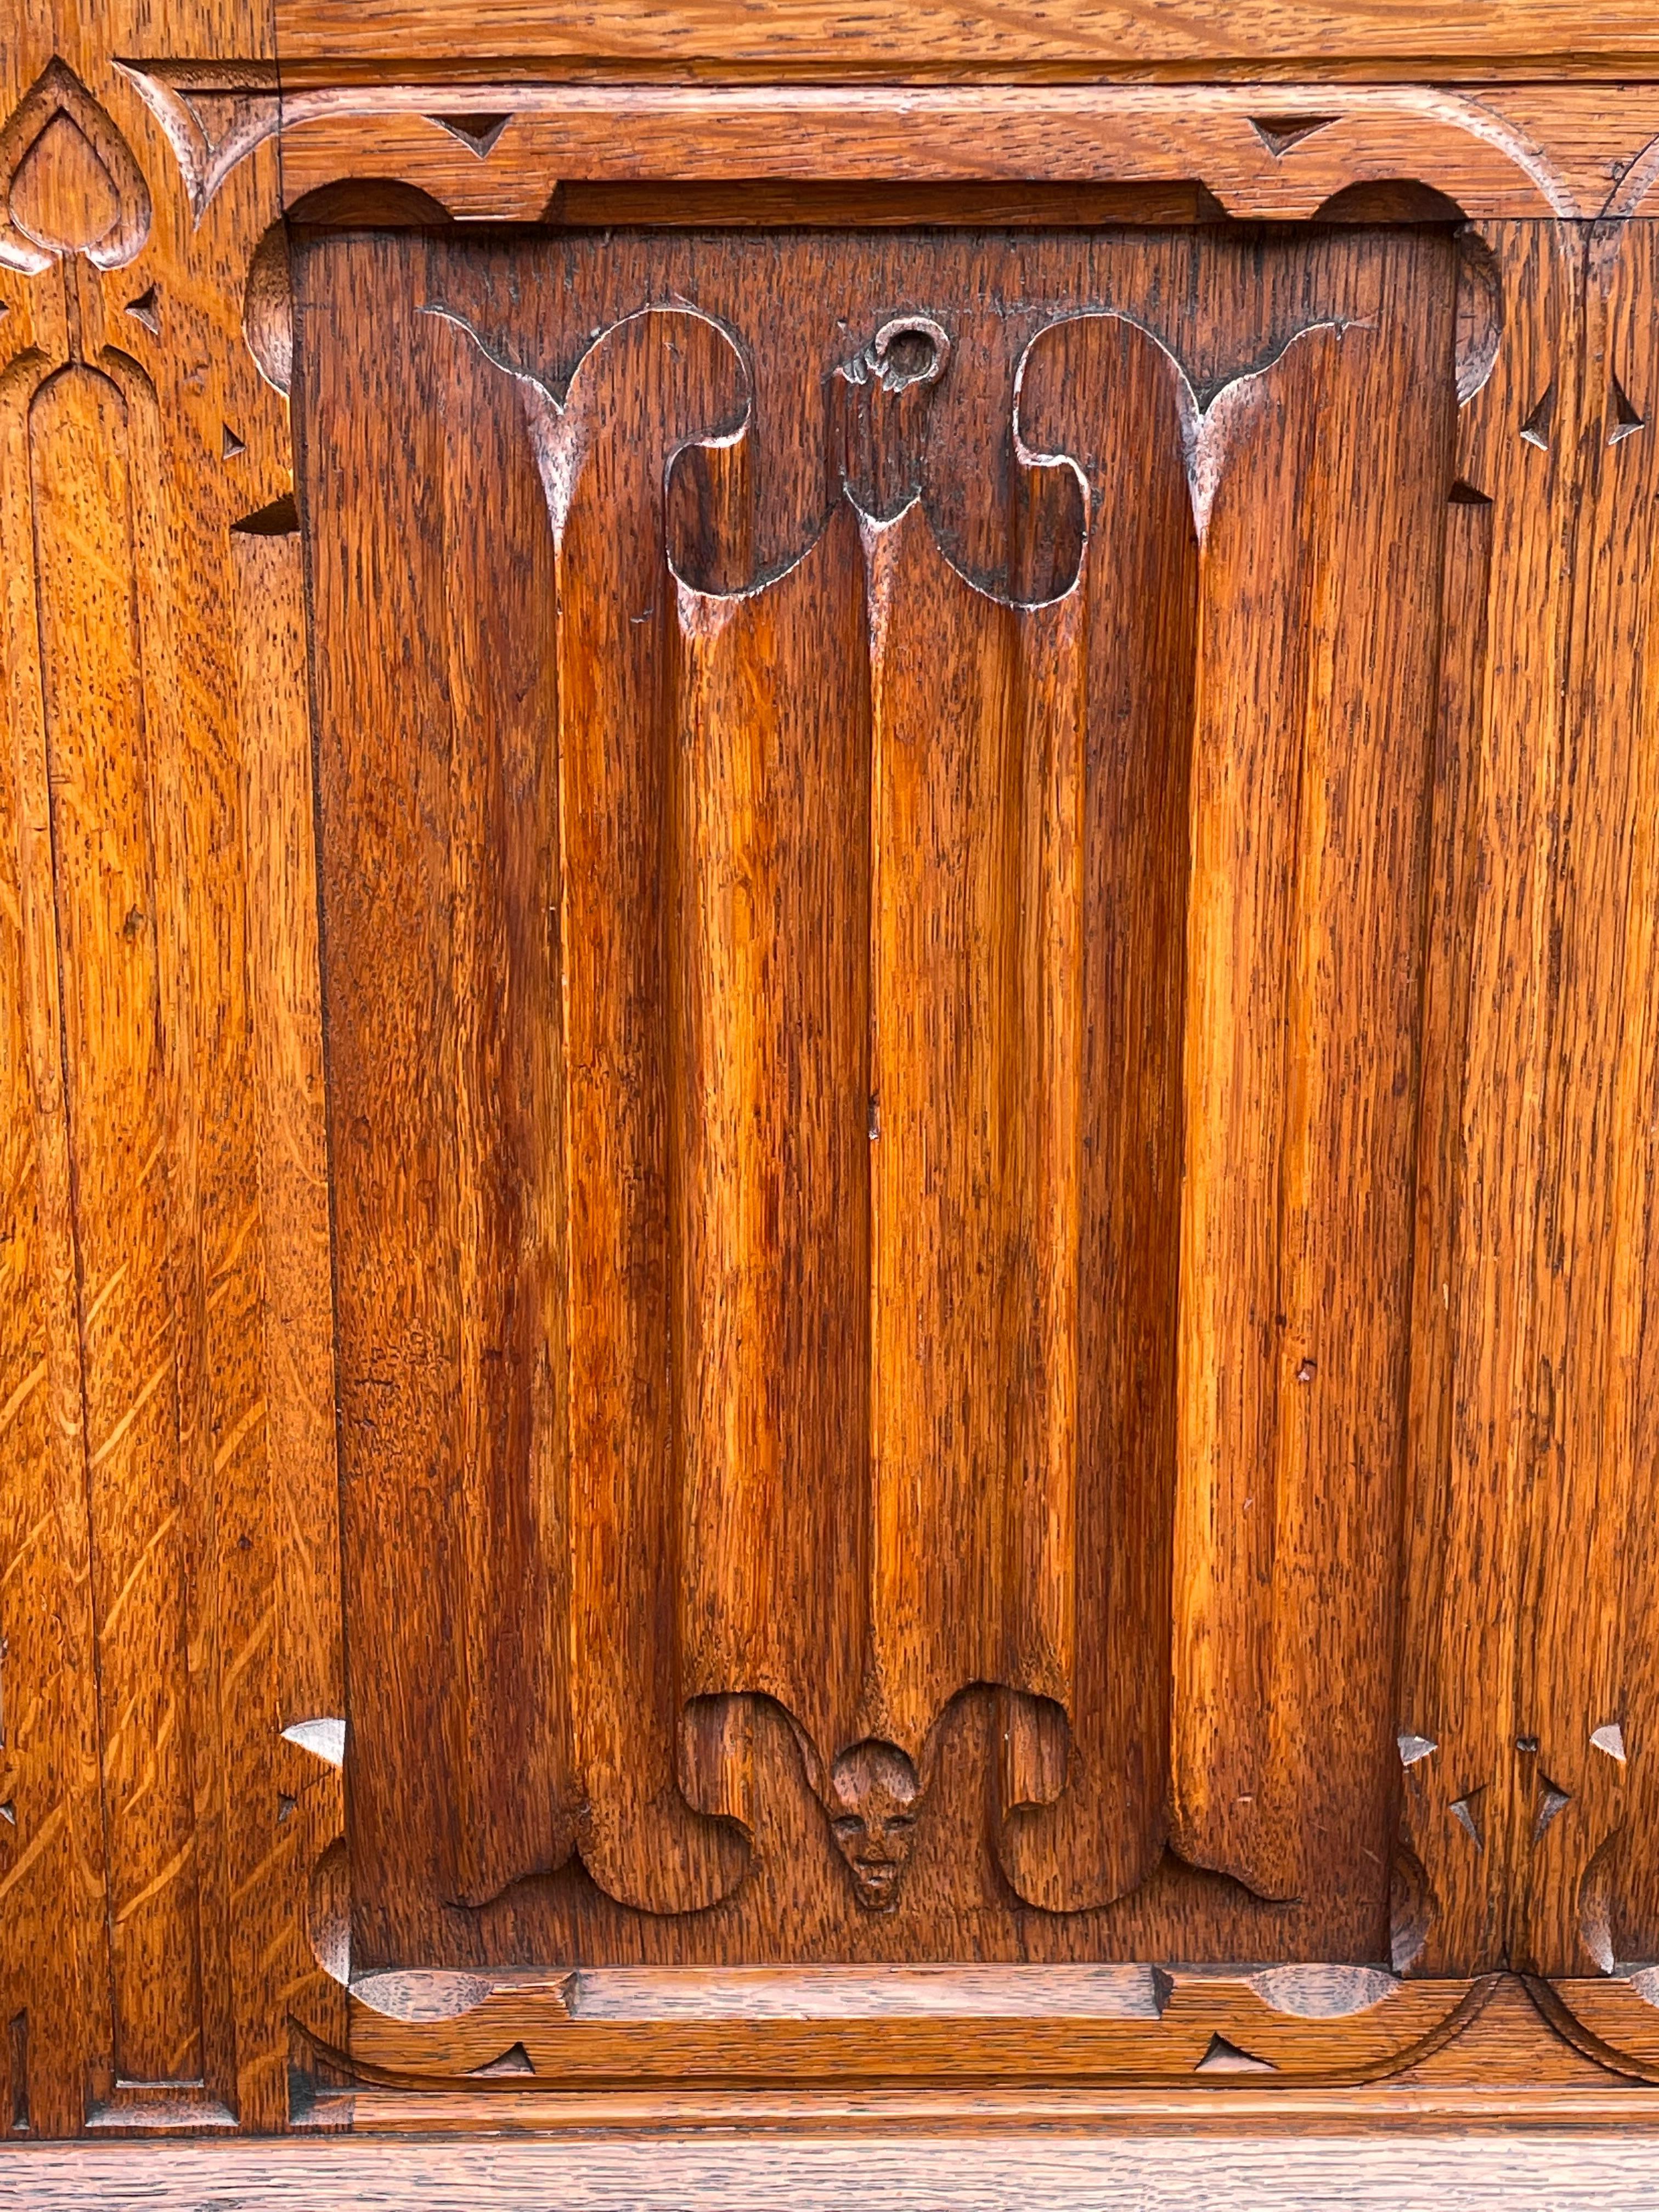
(827, 1741, 921, 1911)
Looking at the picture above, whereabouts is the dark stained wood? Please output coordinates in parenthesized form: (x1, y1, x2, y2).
(1396, 221, 1583, 1978)
(550, 180, 1224, 228)
(859, 500, 1082, 1760)
(1583, 221, 1659, 1982)
(534, 307, 752, 1918)
(255, 86, 1588, 230)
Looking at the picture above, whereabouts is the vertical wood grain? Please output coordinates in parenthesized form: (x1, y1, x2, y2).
(1397, 224, 1581, 1975)
(524, 308, 751, 1913)
(301, 239, 588, 1957)
(302, 236, 481, 1962)
(1171, 236, 1457, 1928)
(29, 362, 206, 2084)
(1398, 462, 1496, 1967)
(995, 312, 1195, 1911)
(434, 307, 577, 1917)
(280, 216, 1645, 1990)
(860, 499, 1082, 1758)
(0, 352, 109, 2137)
(233, 517, 348, 2123)
(1, 0, 302, 2124)
(1510, 216, 1659, 1976)
(235, 524, 340, 1741)
(673, 501, 873, 1774)
(301, 255, 754, 1944)
(1593, 221, 1659, 1978)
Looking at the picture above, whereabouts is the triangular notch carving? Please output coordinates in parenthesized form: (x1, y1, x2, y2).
(1249, 115, 1339, 158)
(1534, 1776, 1571, 1839)
(470, 2041, 535, 2076)
(1520, 384, 1555, 450)
(1195, 2033, 1276, 2074)
(1610, 376, 1646, 445)
(428, 112, 512, 158)
(1449, 1790, 1486, 1850)
(232, 491, 300, 537)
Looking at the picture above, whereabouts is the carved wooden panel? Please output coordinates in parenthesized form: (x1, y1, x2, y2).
(291, 221, 1456, 1972)
(17, 0, 1659, 2155)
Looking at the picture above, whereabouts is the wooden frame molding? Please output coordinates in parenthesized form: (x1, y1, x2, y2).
(116, 66, 1659, 222)
(10, 0, 1659, 2165)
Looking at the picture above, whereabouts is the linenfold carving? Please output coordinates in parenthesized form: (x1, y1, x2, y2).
(302, 229, 1459, 1961)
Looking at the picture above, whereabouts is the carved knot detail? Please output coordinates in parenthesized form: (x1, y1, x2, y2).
(840, 314, 951, 396)
(833, 315, 952, 521)
(0, 59, 150, 275)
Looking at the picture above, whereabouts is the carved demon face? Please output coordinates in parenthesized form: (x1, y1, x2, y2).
(827, 1740, 921, 1911)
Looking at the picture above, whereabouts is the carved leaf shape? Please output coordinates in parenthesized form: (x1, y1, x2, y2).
(0, 59, 150, 273)
(10, 110, 120, 252)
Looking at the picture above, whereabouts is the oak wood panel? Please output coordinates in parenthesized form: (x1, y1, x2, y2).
(532, 307, 751, 1917)
(339, 1964, 1483, 2086)
(0, 0, 341, 2134)
(268, 89, 1574, 226)
(1395, 222, 1579, 1976)
(0, 332, 108, 2145)
(1603, 215, 1659, 1976)
(17, 0, 1659, 2146)
(234, 524, 341, 1745)
(1172, 244, 1455, 1918)
(230, 519, 349, 2126)
(860, 500, 1081, 1756)
(29, 360, 206, 2086)
(273, 0, 1659, 69)
(995, 313, 1192, 1915)
(673, 503, 873, 1771)
(296, 221, 1462, 1974)
(296, 239, 575, 1960)
(301, 247, 755, 1961)
(1533, 216, 1659, 1980)
(27, 2120, 1659, 2212)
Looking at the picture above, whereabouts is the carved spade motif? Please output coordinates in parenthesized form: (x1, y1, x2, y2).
(827, 1740, 923, 1911)
(0, 59, 150, 274)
